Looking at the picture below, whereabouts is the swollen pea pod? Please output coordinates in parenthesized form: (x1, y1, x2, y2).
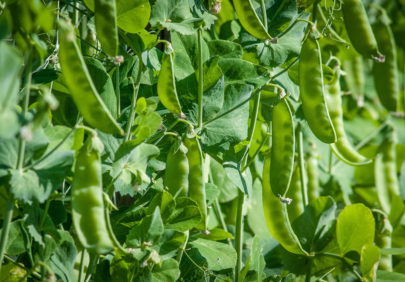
(184, 135, 207, 230)
(270, 98, 295, 197)
(325, 67, 370, 166)
(95, 0, 118, 57)
(164, 141, 189, 197)
(263, 157, 309, 256)
(286, 163, 304, 223)
(372, 9, 399, 112)
(375, 214, 393, 271)
(58, 21, 123, 135)
(299, 33, 336, 144)
(375, 128, 400, 214)
(306, 148, 320, 203)
(72, 135, 114, 254)
(157, 44, 183, 116)
(341, 0, 384, 62)
(233, 0, 272, 41)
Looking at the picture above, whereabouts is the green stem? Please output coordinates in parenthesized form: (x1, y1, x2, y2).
(176, 231, 189, 263)
(104, 204, 128, 254)
(0, 198, 14, 273)
(115, 64, 121, 117)
(197, 27, 204, 130)
(317, 253, 363, 280)
(125, 59, 143, 142)
(78, 251, 85, 282)
(234, 190, 245, 281)
(213, 199, 232, 247)
(317, 5, 350, 45)
(270, 57, 299, 82)
(305, 257, 313, 282)
(297, 124, 308, 206)
(243, 134, 269, 172)
(260, 0, 268, 30)
(328, 147, 333, 174)
(39, 197, 51, 230)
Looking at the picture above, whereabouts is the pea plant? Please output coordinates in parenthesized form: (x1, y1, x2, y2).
(0, 0, 405, 281)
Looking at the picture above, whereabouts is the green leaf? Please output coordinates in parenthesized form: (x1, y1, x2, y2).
(200, 83, 253, 152)
(200, 228, 234, 241)
(9, 169, 45, 204)
(207, 40, 243, 59)
(151, 258, 180, 282)
(190, 238, 237, 271)
(223, 161, 252, 195)
(380, 248, 405, 255)
(361, 244, 380, 282)
(247, 178, 272, 238)
(85, 57, 118, 119)
(150, 0, 193, 31)
(376, 270, 405, 281)
(116, 0, 151, 33)
(209, 157, 239, 202)
(126, 207, 164, 248)
(249, 236, 265, 281)
(336, 203, 375, 256)
(131, 98, 162, 144)
(217, 58, 269, 86)
(4, 220, 29, 256)
(166, 197, 201, 232)
(0, 42, 23, 139)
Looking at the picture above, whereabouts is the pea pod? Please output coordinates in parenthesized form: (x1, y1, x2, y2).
(157, 45, 183, 116)
(341, 0, 384, 62)
(58, 21, 123, 135)
(325, 68, 370, 166)
(263, 158, 309, 256)
(341, 53, 365, 97)
(375, 214, 393, 271)
(299, 33, 336, 144)
(372, 9, 399, 112)
(270, 99, 295, 197)
(286, 163, 304, 223)
(164, 141, 189, 197)
(72, 136, 114, 254)
(233, 0, 272, 41)
(184, 135, 207, 230)
(306, 148, 320, 203)
(95, 0, 118, 56)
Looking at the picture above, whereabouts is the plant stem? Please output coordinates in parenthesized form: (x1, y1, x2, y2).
(234, 189, 245, 281)
(115, 64, 121, 117)
(176, 230, 189, 263)
(213, 199, 232, 247)
(125, 58, 143, 142)
(297, 124, 308, 206)
(197, 27, 204, 130)
(39, 197, 52, 230)
(78, 250, 85, 282)
(0, 54, 32, 274)
(260, 0, 268, 30)
(104, 204, 128, 254)
(317, 252, 363, 280)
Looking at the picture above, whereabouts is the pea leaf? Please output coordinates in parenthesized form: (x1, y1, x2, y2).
(209, 157, 239, 202)
(190, 238, 237, 271)
(166, 197, 201, 232)
(247, 178, 272, 238)
(9, 169, 45, 204)
(361, 244, 380, 282)
(150, 0, 193, 33)
(116, 0, 151, 33)
(336, 203, 375, 256)
(151, 258, 180, 281)
(207, 39, 243, 58)
(376, 270, 405, 281)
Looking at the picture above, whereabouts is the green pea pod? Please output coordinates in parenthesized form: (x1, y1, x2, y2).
(299, 34, 336, 144)
(184, 135, 207, 230)
(95, 0, 118, 57)
(72, 136, 114, 254)
(157, 46, 183, 116)
(306, 149, 320, 203)
(341, 53, 365, 97)
(286, 163, 304, 223)
(233, 0, 272, 41)
(372, 9, 399, 112)
(270, 99, 295, 197)
(164, 141, 189, 197)
(263, 158, 309, 256)
(58, 21, 124, 135)
(342, 0, 384, 61)
(325, 69, 370, 166)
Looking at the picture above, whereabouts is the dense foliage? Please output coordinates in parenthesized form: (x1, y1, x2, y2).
(0, 0, 404, 281)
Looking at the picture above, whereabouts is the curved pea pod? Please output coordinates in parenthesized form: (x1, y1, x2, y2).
(372, 10, 399, 112)
(341, 0, 384, 62)
(270, 99, 295, 197)
(184, 135, 207, 230)
(95, 0, 118, 57)
(233, 0, 272, 41)
(286, 163, 304, 223)
(157, 46, 183, 116)
(72, 136, 114, 254)
(325, 69, 370, 166)
(58, 21, 124, 135)
(375, 215, 393, 271)
(263, 158, 309, 256)
(164, 141, 189, 197)
(299, 34, 336, 144)
(306, 149, 320, 203)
